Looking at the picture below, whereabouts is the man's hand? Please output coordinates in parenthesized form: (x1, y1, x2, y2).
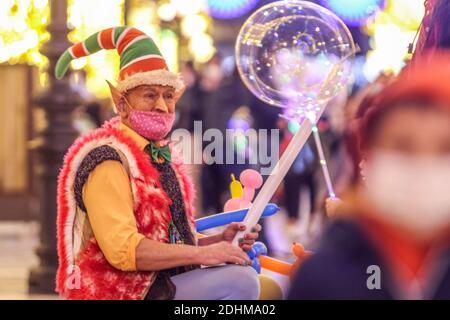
(198, 241, 252, 266)
(222, 222, 262, 251)
(325, 197, 344, 218)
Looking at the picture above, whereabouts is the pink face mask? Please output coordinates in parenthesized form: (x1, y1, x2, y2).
(129, 110, 175, 141)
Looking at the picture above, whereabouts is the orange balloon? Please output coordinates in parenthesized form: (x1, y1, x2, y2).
(292, 242, 305, 257)
(259, 243, 313, 280)
(258, 256, 292, 276)
(290, 242, 313, 280)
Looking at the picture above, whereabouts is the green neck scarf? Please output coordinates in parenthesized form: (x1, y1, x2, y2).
(144, 142, 171, 163)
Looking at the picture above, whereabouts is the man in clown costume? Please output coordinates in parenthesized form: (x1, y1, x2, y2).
(55, 26, 262, 300)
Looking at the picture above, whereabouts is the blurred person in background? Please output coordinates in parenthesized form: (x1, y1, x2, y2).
(289, 52, 450, 299)
(199, 58, 254, 214)
(413, 0, 450, 56)
(325, 72, 394, 218)
(73, 102, 104, 134)
(174, 61, 200, 131)
(84, 101, 103, 128)
(326, 0, 450, 218)
(198, 54, 226, 214)
(173, 61, 203, 214)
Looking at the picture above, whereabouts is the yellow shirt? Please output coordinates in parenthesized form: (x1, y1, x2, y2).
(82, 123, 150, 271)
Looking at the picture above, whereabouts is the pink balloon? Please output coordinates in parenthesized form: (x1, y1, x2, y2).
(242, 187, 255, 202)
(240, 169, 263, 189)
(238, 199, 252, 209)
(224, 198, 242, 212)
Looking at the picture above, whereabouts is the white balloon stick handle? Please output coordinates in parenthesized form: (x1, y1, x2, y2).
(232, 116, 314, 246)
(312, 126, 335, 198)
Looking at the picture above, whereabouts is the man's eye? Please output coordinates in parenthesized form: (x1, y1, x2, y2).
(145, 94, 156, 99)
(165, 94, 174, 100)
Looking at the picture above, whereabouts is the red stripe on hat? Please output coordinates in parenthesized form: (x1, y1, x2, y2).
(71, 42, 88, 58)
(119, 57, 168, 80)
(100, 28, 115, 49)
(117, 28, 146, 55)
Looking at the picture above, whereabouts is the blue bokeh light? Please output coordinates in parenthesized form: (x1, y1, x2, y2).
(207, 0, 260, 20)
(320, 0, 386, 26)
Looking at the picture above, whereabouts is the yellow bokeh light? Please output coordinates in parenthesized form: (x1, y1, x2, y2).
(189, 33, 215, 63)
(171, 0, 206, 17)
(67, 0, 124, 98)
(0, 0, 216, 96)
(71, 56, 87, 70)
(0, 0, 49, 66)
(157, 3, 177, 22)
(127, 1, 159, 39)
(364, 0, 425, 80)
(160, 29, 179, 72)
(181, 14, 208, 37)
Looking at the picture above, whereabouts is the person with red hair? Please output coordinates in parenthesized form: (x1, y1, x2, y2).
(413, 0, 450, 56)
(289, 52, 450, 299)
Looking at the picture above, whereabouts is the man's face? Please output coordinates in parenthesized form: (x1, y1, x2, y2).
(123, 85, 178, 114)
(109, 83, 183, 128)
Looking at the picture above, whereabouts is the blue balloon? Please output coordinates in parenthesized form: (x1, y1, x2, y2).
(251, 258, 261, 274)
(247, 247, 257, 260)
(195, 203, 280, 232)
(252, 242, 268, 257)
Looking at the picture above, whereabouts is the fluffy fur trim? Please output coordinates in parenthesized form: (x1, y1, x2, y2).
(116, 69, 185, 92)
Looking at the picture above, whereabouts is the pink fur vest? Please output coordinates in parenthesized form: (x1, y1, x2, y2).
(56, 117, 196, 299)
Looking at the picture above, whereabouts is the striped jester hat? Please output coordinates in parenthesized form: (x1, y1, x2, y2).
(55, 26, 184, 92)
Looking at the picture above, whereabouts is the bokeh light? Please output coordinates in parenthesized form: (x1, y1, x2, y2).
(0, 0, 49, 67)
(207, 0, 260, 20)
(320, 0, 386, 27)
(363, 0, 424, 79)
(67, 0, 125, 98)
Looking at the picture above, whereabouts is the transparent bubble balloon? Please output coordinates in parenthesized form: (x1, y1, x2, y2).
(235, 0, 356, 119)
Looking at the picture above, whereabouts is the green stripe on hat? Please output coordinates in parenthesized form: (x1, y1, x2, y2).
(55, 50, 74, 79)
(84, 32, 102, 53)
(114, 26, 128, 45)
(55, 26, 173, 88)
(120, 38, 163, 68)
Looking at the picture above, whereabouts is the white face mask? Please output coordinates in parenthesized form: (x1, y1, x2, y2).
(363, 151, 450, 240)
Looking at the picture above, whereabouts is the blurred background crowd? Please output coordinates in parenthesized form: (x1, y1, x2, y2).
(0, 0, 443, 298)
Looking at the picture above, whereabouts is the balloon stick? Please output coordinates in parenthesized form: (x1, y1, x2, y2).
(312, 126, 336, 198)
(232, 113, 321, 245)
